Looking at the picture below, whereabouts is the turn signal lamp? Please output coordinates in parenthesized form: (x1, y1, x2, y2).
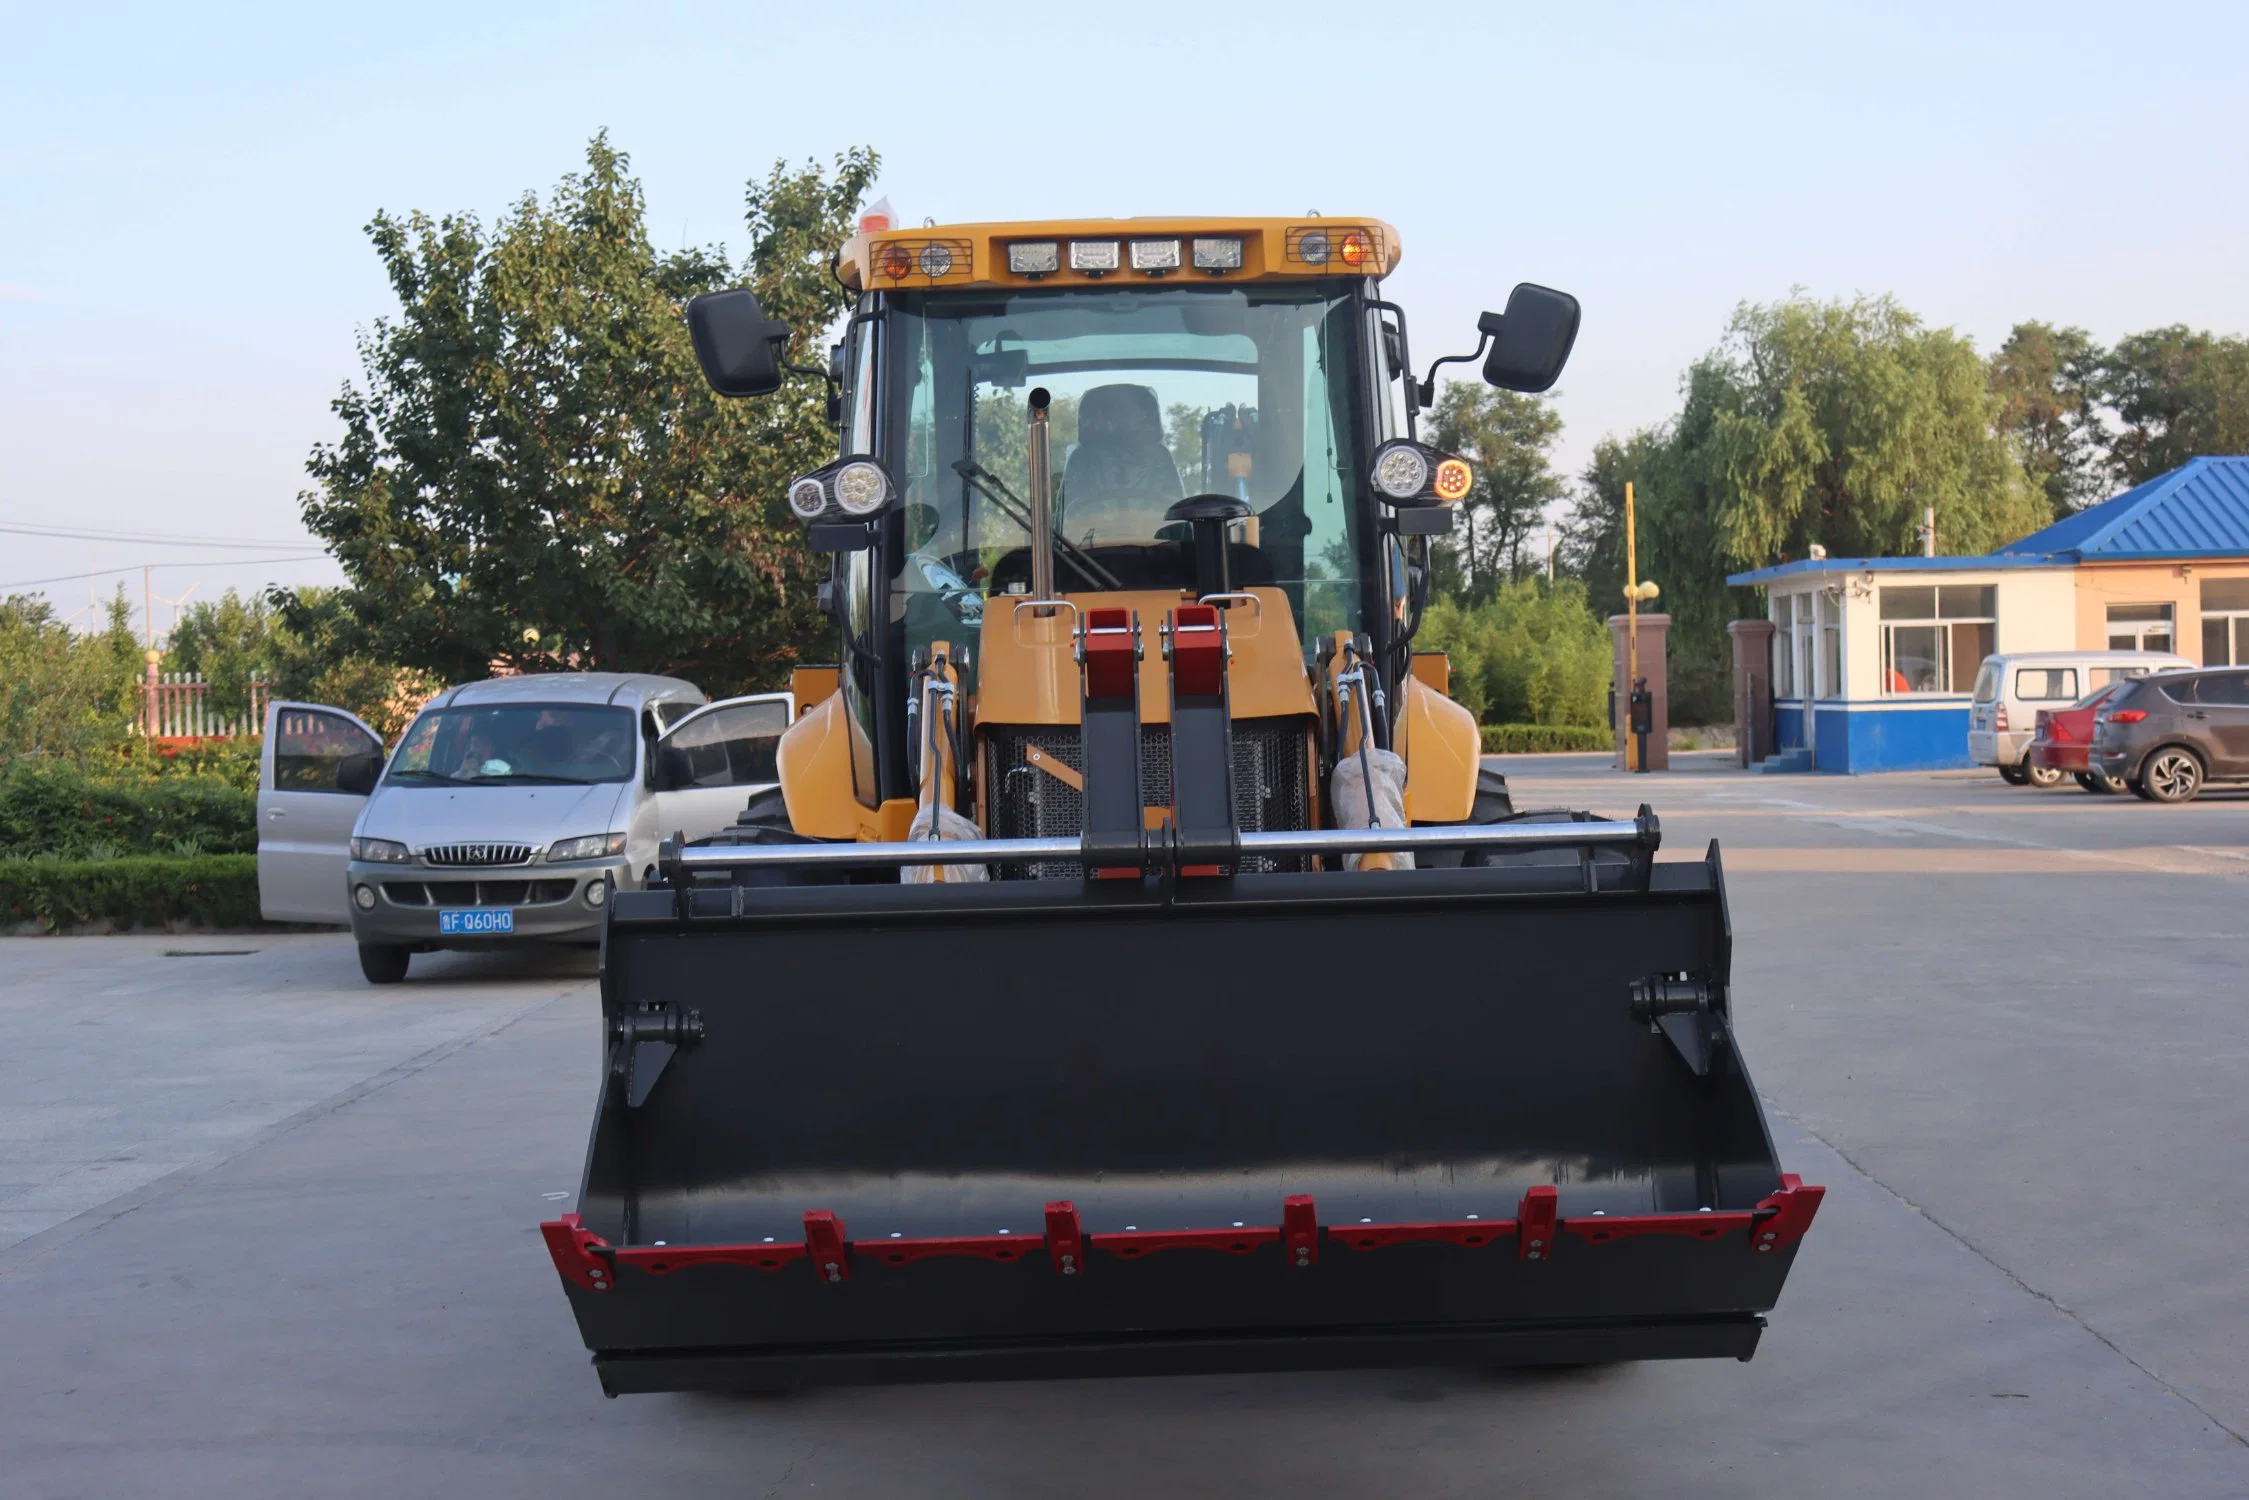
(877, 244, 914, 280)
(1338, 230, 1372, 268)
(1369, 439, 1472, 508)
(788, 476, 829, 520)
(1008, 241, 1060, 275)
(1130, 239, 1181, 272)
(1192, 237, 1243, 271)
(1433, 457, 1473, 502)
(1070, 240, 1120, 274)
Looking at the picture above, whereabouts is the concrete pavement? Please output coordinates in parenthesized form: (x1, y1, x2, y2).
(1, 759, 2244, 1496)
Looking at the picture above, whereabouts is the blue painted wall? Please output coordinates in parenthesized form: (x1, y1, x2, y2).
(1763, 700, 1972, 772)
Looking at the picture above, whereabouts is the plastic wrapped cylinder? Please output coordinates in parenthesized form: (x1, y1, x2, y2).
(901, 802, 992, 883)
(1329, 747, 1413, 870)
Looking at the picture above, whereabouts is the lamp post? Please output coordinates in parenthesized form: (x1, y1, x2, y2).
(1622, 482, 1661, 772)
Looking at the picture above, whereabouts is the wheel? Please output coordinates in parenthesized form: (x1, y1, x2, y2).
(1997, 763, 2030, 786)
(358, 943, 411, 984)
(2128, 777, 2157, 802)
(2023, 760, 2065, 789)
(2140, 747, 2204, 804)
(2074, 772, 2125, 794)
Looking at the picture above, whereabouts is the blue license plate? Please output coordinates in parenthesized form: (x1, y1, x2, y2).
(439, 908, 515, 935)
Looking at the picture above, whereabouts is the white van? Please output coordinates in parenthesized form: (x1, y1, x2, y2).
(256, 673, 793, 982)
(1969, 650, 2191, 784)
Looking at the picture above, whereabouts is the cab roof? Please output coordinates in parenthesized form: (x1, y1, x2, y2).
(436, 673, 704, 710)
(838, 216, 1402, 294)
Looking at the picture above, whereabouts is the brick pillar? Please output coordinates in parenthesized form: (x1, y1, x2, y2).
(1728, 618, 1778, 767)
(1607, 613, 1671, 772)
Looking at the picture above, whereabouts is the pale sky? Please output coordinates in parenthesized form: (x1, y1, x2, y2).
(4, 0, 2244, 638)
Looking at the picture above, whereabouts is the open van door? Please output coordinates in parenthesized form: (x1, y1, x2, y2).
(649, 693, 794, 842)
(258, 701, 384, 923)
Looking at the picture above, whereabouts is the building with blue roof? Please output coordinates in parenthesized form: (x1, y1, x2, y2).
(1725, 457, 2249, 772)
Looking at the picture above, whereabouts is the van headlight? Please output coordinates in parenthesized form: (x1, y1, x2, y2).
(548, 832, 628, 863)
(350, 837, 411, 863)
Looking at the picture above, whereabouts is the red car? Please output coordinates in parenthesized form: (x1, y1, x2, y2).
(2028, 680, 2131, 793)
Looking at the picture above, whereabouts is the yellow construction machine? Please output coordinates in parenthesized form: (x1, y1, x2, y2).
(540, 215, 1824, 1394)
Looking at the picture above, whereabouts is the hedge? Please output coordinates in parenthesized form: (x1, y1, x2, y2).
(0, 761, 256, 858)
(1480, 723, 1614, 755)
(0, 853, 261, 933)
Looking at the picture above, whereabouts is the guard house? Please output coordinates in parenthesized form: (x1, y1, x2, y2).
(1727, 456, 2249, 772)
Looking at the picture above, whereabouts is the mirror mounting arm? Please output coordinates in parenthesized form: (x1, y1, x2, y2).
(1416, 333, 1493, 412)
(1366, 299, 1419, 439)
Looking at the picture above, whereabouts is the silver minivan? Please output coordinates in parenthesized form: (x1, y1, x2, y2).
(256, 673, 793, 982)
(1968, 650, 2191, 784)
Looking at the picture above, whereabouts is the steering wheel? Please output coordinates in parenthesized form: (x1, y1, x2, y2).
(913, 553, 984, 627)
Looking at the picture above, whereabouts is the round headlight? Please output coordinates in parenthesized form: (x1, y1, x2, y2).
(1297, 230, 1330, 265)
(1372, 444, 1430, 500)
(917, 244, 954, 278)
(832, 460, 890, 516)
(788, 476, 829, 519)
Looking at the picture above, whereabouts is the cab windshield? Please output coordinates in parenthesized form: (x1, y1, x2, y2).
(888, 284, 1369, 664)
(385, 704, 637, 786)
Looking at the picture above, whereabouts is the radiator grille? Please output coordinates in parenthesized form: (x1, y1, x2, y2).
(421, 842, 536, 868)
(983, 717, 1313, 878)
(381, 878, 578, 907)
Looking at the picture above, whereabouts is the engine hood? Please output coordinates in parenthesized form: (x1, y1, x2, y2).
(356, 781, 631, 854)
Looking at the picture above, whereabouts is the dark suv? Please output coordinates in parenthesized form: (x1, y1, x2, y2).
(2090, 668, 2249, 803)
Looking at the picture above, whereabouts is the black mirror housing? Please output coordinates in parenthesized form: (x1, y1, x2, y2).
(687, 288, 791, 397)
(336, 753, 382, 796)
(1480, 283, 1581, 393)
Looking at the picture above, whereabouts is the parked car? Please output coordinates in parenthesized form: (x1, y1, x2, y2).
(2027, 680, 2136, 793)
(2090, 668, 2249, 804)
(1969, 650, 2192, 785)
(256, 673, 794, 983)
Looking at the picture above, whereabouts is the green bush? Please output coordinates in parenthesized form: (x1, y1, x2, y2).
(1417, 580, 1612, 728)
(0, 853, 260, 933)
(109, 736, 262, 791)
(1480, 723, 1615, 754)
(0, 761, 256, 859)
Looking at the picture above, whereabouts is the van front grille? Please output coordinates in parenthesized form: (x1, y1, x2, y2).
(422, 842, 536, 868)
(382, 879, 577, 907)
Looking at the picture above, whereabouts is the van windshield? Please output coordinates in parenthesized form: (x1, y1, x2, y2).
(386, 704, 636, 786)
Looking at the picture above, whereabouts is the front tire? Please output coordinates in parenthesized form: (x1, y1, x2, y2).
(2024, 760, 2065, 789)
(1997, 763, 2030, 786)
(2141, 747, 2204, 804)
(358, 943, 411, 984)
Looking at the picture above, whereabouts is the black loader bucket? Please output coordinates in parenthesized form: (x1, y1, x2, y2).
(542, 834, 1823, 1395)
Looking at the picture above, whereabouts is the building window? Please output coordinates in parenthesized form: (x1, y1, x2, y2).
(1772, 594, 1796, 698)
(2202, 579, 2249, 666)
(1879, 584, 1995, 694)
(2106, 602, 2174, 652)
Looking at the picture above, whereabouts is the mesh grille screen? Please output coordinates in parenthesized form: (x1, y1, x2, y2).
(984, 717, 1312, 878)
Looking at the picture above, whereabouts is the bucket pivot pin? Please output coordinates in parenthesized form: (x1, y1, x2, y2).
(1629, 973, 1728, 1079)
(612, 1003, 704, 1108)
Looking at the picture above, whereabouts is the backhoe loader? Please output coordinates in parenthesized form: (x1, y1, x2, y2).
(540, 216, 1823, 1393)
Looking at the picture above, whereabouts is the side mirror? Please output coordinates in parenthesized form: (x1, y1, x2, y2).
(686, 288, 791, 397)
(336, 753, 382, 795)
(1478, 283, 1581, 394)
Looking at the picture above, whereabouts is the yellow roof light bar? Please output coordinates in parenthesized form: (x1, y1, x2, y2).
(837, 217, 1402, 292)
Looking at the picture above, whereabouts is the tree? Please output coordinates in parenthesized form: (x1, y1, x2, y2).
(164, 589, 278, 723)
(1989, 321, 2105, 513)
(1415, 579, 1611, 727)
(2096, 325, 2249, 487)
(1425, 383, 1566, 596)
(0, 590, 142, 766)
(297, 135, 878, 695)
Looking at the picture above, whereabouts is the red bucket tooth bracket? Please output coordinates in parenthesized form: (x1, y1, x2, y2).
(540, 1214, 614, 1292)
(805, 1210, 849, 1283)
(1283, 1195, 1319, 1268)
(1517, 1185, 1559, 1261)
(1750, 1174, 1825, 1252)
(1046, 1200, 1086, 1276)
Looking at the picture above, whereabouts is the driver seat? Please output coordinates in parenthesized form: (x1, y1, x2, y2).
(1062, 384, 1182, 534)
